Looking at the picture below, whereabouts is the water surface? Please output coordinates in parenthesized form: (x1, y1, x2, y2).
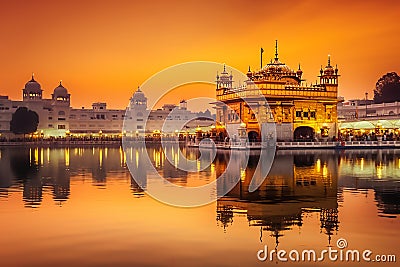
(0, 147, 399, 266)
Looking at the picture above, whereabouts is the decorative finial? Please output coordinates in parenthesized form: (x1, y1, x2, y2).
(275, 40, 279, 60)
(137, 86, 141, 92)
(298, 63, 301, 70)
(248, 66, 251, 72)
(59, 80, 62, 86)
(31, 72, 35, 81)
(223, 63, 226, 73)
(328, 54, 331, 67)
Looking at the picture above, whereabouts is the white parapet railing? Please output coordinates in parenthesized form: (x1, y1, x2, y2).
(187, 140, 400, 150)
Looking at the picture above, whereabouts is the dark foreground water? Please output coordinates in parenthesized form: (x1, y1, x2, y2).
(0, 146, 399, 266)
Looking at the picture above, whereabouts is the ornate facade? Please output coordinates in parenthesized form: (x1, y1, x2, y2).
(215, 41, 340, 141)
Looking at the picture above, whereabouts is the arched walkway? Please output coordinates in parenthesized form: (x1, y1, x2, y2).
(248, 131, 259, 142)
(294, 126, 314, 141)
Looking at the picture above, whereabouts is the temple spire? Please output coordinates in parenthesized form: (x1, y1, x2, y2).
(274, 40, 279, 61)
(31, 72, 35, 81)
(328, 54, 331, 67)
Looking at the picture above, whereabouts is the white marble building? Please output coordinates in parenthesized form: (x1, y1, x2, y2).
(338, 99, 400, 120)
(0, 76, 213, 139)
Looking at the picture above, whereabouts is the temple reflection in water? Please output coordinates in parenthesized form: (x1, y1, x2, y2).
(216, 151, 340, 246)
(0, 146, 399, 226)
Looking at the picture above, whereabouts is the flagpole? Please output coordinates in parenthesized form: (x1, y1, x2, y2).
(260, 47, 263, 69)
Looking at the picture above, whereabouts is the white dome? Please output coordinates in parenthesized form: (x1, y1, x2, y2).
(53, 81, 68, 97)
(24, 76, 42, 93)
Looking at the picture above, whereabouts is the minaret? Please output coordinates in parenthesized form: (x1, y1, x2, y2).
(216, 63, 233, 90)
(319, 55, 339, 86)
(130, 86, 147, 110)
(296, 64, 303, 79)
(247, 66, 252, 79)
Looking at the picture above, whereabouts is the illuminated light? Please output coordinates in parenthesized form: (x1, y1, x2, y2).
(40, 148, 44, 166)
(136, 150, 139, 168)
(210, 163, 215, 174)
(105, 147, 108, 159)
(155, 149, 161, 168)
(34, 148, 39, 165)
(99, 148, 103, 168)
(240, 168, 246, 181)
(65, 148, 70, 167)
(360, 158, 364, 170)
(316, 159, 321, 172)
(322, 164, 328, 178)
(376, 164, 383, 179)
(176, 148, 180, 168)
(47, 148, 50, 163)
(119, 147, 124, 167)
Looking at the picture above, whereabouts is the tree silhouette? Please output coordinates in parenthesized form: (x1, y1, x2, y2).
(374, 72, 400, 103)
(10, 107, 39, 136)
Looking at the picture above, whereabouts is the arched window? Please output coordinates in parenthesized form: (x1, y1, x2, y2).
(58, 111, 65, 116)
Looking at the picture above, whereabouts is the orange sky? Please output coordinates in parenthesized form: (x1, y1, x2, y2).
(0, 0, 399, 111)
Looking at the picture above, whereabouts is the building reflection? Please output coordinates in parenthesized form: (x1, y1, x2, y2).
(0, 146, 400, 218)
(128, 145, 148, 197)
(0, 146, 137, 206)
(216, 151, 340, 246)
(339, 149, 400, 217)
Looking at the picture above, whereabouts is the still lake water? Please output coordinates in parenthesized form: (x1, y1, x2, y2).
(0, 146, 399, 266)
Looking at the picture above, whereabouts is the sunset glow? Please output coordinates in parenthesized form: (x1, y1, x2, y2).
(0, 0, 399, 109)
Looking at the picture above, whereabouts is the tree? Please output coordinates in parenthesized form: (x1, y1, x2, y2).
(10, 107, 39, 136)
(374, 72, 400, 103)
